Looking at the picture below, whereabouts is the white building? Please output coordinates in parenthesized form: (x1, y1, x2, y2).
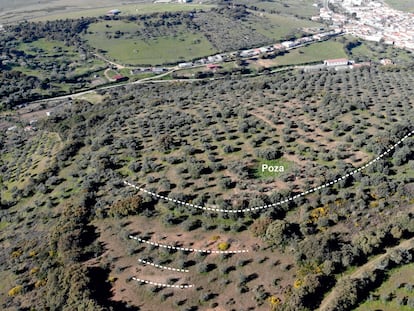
(178, 62, 193, 68)
(324, 58, 349, 66)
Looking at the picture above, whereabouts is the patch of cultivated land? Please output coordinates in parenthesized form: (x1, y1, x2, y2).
(84, 20, 217, 66)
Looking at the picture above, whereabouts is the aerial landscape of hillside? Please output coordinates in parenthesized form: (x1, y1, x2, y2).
(0, 1, 413, 310)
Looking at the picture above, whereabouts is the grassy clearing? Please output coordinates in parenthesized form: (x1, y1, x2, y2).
(77, 93, 106, 104)
(250, 12, 322, 40)
(15, 38, 107, 80)
(18, 38, 76, 56)
(238, 0, 320, 17)
(274, 40, 347, 65)
(347, 39, 414, 63)
(84, 21, 217, 65)
(32, 3, 215, 22)
(246, 39, 348, 69)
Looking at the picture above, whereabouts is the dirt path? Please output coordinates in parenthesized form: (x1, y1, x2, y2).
(318, 236, 414, 311)
(104, 68, 115, 81)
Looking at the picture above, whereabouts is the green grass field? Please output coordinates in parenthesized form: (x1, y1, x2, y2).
(249, 12, 321, 41)
(385, 0, 414, 12)
(274, 40, 348, 66)
(347, 39, 414, 63)
(238, 0, 320, 18)
(32, 3, 215, 22)
(84, 21, 217, 66)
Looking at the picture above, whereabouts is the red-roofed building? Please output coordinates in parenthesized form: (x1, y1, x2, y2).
(206, 64, 222, 70)
(113, 74, 128, 82)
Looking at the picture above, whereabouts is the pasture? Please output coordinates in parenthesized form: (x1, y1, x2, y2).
(84, 21, 217, 66)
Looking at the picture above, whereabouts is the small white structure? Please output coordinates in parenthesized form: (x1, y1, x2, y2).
(380, 58, 393, 65)
(281, 41, 296, 48)
(107, 9, 121, 16)
(324, 58, 349, 66)
(178, 62, 193, 68)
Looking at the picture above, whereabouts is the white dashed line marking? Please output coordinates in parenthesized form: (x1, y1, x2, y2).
(138, 259, 189, 273)
(124, 130, 413, 213)
(132, 277, 193, 289)
(129, 236, 249, 253)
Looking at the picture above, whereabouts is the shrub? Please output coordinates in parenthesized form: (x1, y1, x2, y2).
(256, 148, 282, 160)
(250, 217, 272, 237)
(11, 250, 22, 258)
(35, 279, 47, 288)
(30, 267, 40, 275)
(218, 242, 230, 251)
(293, 279, 303, 289)
(107, 276, 116, 283)
(108, 195, 144, 218)
(8, 285, 23, 296)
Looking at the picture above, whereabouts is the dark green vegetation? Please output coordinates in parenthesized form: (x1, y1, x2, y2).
(1, 62, 413, 310)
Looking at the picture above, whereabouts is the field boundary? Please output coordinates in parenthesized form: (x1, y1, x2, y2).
(132, 277, 194, 289)
(124, 129, 413, 213)
(138, 258, 189, 273)
(129, 236, 249, 254)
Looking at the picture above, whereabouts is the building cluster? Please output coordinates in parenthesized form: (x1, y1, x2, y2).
(315, 0, 414, 51)
(176, 29, 343, 69)
(301, 57, 373, 72)
(6, 120, 38, 133)
(130, 67, 169, 75)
